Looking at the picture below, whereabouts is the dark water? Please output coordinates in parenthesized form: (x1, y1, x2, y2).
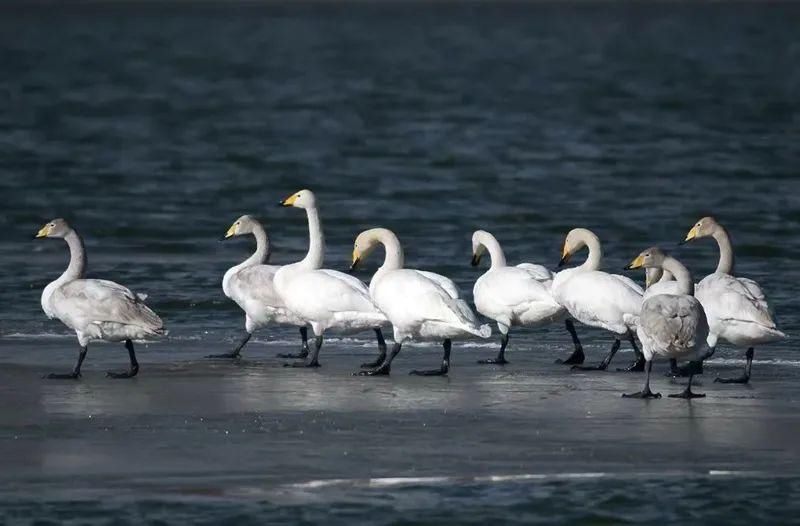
(1, 2, 799, 523)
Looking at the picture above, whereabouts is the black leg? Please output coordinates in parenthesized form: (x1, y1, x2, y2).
(285, 335, 322, 368)
(207, 332, 251, 359)
(357, 342, 401, 376)
(410, 339, 451, 376)
(669, 370, 706, 399)
(617, 332, 646, 372)
(277, 327, 310, 359)
(107, 340, 140, 379)
(668, 358, 679, 375)
(715, 347, 754, 384)
(622, 360, 661, 399)
(572, 338, 620, 371)
(361, 328, 388, 368)
(46, 345, 87, 379)
(556, 319, 585, 365)
(478, 332, 509, 365)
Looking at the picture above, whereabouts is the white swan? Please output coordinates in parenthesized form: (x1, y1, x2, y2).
(682, 216, 786, 383)
(274, 190, 388, 367)
(623, 247, 708, 399)
(552, 228, 644, 371)
(351, 228, 491, 376)
(35, 218, 165, 379)
(210, 215, 309, 359)
(470, 230, 564, 364)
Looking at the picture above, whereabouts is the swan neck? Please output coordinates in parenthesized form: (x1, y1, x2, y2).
(481, 234, 506, 269)
(712, 226, 734, 274)
(301, 206, 325, 269)
(662, 257, 693, 296)
(378, 231, 404, 270)
(247, 223, 270, 266)
(580, 232, 602, 271)
(62, 230, 86, 281)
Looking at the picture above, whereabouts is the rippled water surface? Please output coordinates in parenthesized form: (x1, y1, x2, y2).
(0, 2, 799, 523)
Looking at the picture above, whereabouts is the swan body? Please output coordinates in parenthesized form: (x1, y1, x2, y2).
(623, 247, 708, 399)
(470, 230, 563, 364)
(35, 218, 164, 378)
(683, 217, 785, 383)
(274, 190, 388, 367)
(552, 228, 644, 371)
(213, 215, 308, 359)
(352, 228, 490, 376)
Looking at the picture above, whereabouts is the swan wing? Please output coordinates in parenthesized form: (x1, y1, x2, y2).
(417, 270, 461, 299)
(553, 271, 642, 333)
(696, 273, 778, 329)
(229, 265, 283, 307)
(639, 295, 707, 358)
(515, 263, 554, 283)
(53, 279, 163, 332)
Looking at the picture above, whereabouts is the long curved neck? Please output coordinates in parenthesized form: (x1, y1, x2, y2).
(61, 230, 86, 282)
(301, 206, 325, 269)
(711, 225, 734, 274)
(376, 230, 404, 270)
(244, 223, 270, 267)
(579, 231, 602, 271)
(478, 233, 506, 269)
(661, 257, 693, 296)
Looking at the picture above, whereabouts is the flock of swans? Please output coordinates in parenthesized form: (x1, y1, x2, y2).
(34, 189, 786, 399)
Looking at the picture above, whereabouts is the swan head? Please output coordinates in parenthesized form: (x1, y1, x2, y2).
(682, 216, 719, 244)
(471, 230, 491, 267)
(35, 218, 71, 239)
(625, 246, 667, 271)
(351, 229, 382, 271)
(223, 215, 259, 240)
(280, 189, 316, 209)
(558, 228, 594, 267)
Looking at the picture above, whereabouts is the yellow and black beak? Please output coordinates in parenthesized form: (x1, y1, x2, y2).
(680, 225, 700, 245)
(350, 249, 361, 273)
(34, 224, 50, 239)
(280, 193, 299, 207)
(221, 223, 237, 241)
(470, 253, 481, 267)
(625, 254, 645, 270)
(557, 245, 571, 268)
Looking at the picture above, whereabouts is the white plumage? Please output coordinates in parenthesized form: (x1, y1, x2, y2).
(274, 190, 388, 367)
(352, 228, 490, 376)
(471, 230, 563, 364)
(550, 228, 644, 371)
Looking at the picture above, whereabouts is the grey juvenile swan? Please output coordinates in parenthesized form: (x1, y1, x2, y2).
(35, 219, 165, 379)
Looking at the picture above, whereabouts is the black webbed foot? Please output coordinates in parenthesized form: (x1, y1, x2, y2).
(45, 372, 80, 380)
(556, 348, 585, 365)
(622, 389, 662, 399)
(277, 350, 309, 359)
(206, 351, 241, 359)
(106, 367, 139, 379)
(409, 368, 448, 376)
(668, 387, 706, 399)
(283, 359, 320, 368)
(356, 365, 391, 376)
(714, 375, 748, 384)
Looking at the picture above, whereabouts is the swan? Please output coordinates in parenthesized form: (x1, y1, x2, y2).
(210, 215, 310, 359)
(643, 267, 681, 300)
(274, 190, 388, 367)
(351, 228, 491, 376)
(623, 247, 708, 399)
(681, 216, 786, 383)
(552, 228, 645, 372)
(470, 230, 565, 364)
(35, 218, 165, 379)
